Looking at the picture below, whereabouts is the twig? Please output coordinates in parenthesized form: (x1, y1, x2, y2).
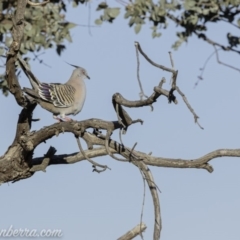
(133, 162, 161, 240)
(220, 17, 240, 29)
(168, 51, 177, 88)
(175, 86, 204, 130)
(139, 170, 146, 240)
(116, 103, 126, 129)
(129, 142, 138, 162)
(105, 130, 128, 162)
(135, 42, 176, 74)
(117, 223, 147, 240)
(194, 30, 240, 54)
(27, 0, 49, 6)
(119, 128, 124, 145)
(32, 52, 51, 68)
(168, 52, 176, 85)
(168, 51, 174, 69)
(135, 42, 148, 101)
(76, 136, 110, 172)
(214, 45, 240, 72)
(196, 46, 240, 87)
(197, 49, 218, 83)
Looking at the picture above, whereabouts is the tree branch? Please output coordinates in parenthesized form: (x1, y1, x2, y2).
(31, 130, 240, 174)
(6, 0, 28, 107)
(117, 223, 147, 240)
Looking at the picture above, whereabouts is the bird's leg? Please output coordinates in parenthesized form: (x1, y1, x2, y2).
(61, 116, 73, 122)
(53, 115, 62, 122)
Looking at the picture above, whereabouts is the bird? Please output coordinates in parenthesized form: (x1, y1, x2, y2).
(22, 62, 90, 121)
(227, 33, 240, 47)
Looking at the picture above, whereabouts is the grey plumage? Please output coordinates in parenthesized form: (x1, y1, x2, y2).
(20, 59, 90, 121)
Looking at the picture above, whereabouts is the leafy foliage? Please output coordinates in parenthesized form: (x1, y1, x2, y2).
(94, 2, 120, 25)
(121, 0, 240, 49)
(0, 0, 240, 95)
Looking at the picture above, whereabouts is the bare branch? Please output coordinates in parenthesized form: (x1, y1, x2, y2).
(213, 45, 240, 72)
(194, 31, 240, 54)
(117, 223, 147, 240)
(76, 136, 110, 172)
(31, 128, 240, 174)
(113, 79, 177, 109)
(133, 162, 161, 240)
(134, 42, 175, 74)
(168, 51, 175, 86)
(105, 130, 128, 162)
(139, 170, 146, 240)
(135, 42, 149, 100)
(197, 47, 240, 86)
(197, 49, 218, 82)
(175, 86, 204, 129)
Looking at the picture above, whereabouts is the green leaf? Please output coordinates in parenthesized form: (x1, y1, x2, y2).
(102, 10, 110, 21)
(0, 47, 5, 56)
(66, 22, 77, 29)
(95, 19, 103, 25)
(202, 9, 209, 15)
(124, 10, 132, 19)
(152, 31, 157, 38)
(107, 8, 120, 18)
(65, 33, 72, 42)
(72, 1, 78, 8)
(129, 17, 135, 27)
(5, 36, 12, 47)
(134, 24, 141, 34)
(2, 20, 12, 31)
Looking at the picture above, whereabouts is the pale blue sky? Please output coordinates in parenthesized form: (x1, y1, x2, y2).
(0, 2, 240, 240)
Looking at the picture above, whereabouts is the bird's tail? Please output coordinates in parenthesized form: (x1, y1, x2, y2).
(18, 55, 41, 90)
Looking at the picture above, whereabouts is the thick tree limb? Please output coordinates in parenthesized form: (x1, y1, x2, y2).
(31, 130, 240, 173)
(133, 162, 161, 240)
(6, 0, 28, 107)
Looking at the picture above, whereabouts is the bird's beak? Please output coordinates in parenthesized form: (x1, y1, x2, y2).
(86, 75, 90, 80)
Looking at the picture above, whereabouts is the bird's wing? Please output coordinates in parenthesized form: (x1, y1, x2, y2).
(38, 83, 76, 108)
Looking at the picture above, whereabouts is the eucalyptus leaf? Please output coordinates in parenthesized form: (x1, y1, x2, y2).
(0, 47, 5, 56)
(66, 22, 77, 30)
(95, 19, 103, 25)
(134, 24, 141, 34)
(107, 8, 120, 18)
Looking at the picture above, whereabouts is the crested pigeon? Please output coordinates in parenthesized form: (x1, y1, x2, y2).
(22, 62, 90, 121)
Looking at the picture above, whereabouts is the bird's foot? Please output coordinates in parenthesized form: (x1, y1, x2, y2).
(62, 116, 73, 122)
(53, 115, 73, 122)
(53, 116, 62, 122)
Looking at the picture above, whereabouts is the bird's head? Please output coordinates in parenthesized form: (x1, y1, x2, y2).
(66, 62, 90, 80)
(74, 67, 90, 80)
